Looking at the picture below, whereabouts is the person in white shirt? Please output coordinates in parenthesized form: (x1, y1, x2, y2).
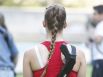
(91, 5, 103, 77)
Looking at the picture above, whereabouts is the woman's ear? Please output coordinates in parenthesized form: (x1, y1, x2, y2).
(64, 21, 67, 28)
(43, 20, 47, 27)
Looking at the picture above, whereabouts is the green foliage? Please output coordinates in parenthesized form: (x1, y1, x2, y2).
(86, 64, 92, 77)
(0, 0, 47, 7)
(0, 0, 94, 8)
(0, 0, 14, 6)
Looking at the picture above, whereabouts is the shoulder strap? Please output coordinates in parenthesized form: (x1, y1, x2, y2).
(71, 45, 76, 59)
(58, 44, 76, 77)
(41, 45, 55, 77)
(66, 44, 76, 56)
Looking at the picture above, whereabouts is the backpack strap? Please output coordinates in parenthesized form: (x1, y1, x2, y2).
(58, 44, 76, 77)
(70, 45, 76, 60)
(66, 44, 76, 56)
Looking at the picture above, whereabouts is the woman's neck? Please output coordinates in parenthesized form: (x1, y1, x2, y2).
(46, 32, 64, 42)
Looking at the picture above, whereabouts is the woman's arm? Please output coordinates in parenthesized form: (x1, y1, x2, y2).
(77, 51, 86, 77)
(23, 51, 33, 77)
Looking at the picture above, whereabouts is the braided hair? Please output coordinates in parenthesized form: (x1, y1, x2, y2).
(41, 4, 66, 77)
(45, 4, 66, 57)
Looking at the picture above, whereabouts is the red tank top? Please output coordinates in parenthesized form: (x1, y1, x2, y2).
(33, 41, 78, 77)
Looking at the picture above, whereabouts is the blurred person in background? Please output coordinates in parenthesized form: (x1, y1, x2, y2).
(0, 13, 18, 77)
(23, 4, 86, 77)
(89, 5, 103, 77)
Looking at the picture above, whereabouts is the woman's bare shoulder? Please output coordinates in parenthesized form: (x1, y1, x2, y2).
(24, 44, 42, 57)
(77, 48, 85, 58)
(76, 48, 86, 63)
(23, 44, 49, 60)
(24, 47, 36, 60)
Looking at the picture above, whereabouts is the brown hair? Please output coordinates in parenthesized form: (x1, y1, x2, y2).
(45, 4, 66, 56)
(41, 4, 66, 77)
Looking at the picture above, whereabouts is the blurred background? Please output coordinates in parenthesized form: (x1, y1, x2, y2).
(0, 0, 103, 77)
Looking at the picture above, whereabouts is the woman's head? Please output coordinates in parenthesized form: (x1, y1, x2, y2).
(43, 4, 66, 57)
(43, 4, 66, 33)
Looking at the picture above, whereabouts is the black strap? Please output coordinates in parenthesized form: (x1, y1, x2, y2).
(71, 45, 76, 55)
(71, 45, 76, 60)
(58, 44, 76, 77)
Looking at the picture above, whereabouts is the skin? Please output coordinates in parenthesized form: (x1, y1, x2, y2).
(23, 21, 86, 77)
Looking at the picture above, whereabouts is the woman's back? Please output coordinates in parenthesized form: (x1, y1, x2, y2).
(24, 41, 85, 77)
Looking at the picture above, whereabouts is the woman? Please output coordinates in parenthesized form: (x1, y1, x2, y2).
(0, 13, 18, 77)
(23, 4, 86, 77)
